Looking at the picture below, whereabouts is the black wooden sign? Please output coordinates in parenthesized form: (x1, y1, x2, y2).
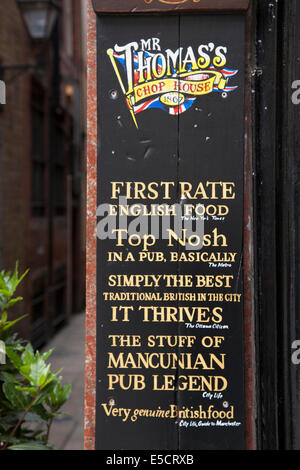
(96, 12, 245, 450)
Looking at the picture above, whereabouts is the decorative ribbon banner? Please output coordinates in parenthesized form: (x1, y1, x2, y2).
(128, 71, 226, 107)
(107, 45, 239, 125)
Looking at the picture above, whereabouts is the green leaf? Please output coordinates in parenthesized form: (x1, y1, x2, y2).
(1, 311, 7, 323)
(29, 358, 50, 387)
(0, 371, 19, 383)
(3, 297, 23, 310)
(61, 382, 72, 402)
(0, 288, 12, 298)
(0, 263, 29, 313)
(5, 334, 24, 348)
(0, 274, 7, 290)
(0, 263, 71, 451)
(2, 315, 28, 332)
(8, 443, 52, 451)
(47, 381, 72, 410)
(18, 363, 31, 382)
(15, 386, 38, 397)
(32, 403, 50, 421)
(34, 389, 52, 406)
(5, 346, 23, 370)
(40, 349, 53, 362)
(2, 382, 29, 410)
(21, 344, 34, 365)
(42, 369, 63, 390)
(9, 263, 29, 295)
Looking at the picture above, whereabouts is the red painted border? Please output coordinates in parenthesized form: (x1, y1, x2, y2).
(84, 0, 97, 451)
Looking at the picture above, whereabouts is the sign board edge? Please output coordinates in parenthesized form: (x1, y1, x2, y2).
(92, 0, 250, 14)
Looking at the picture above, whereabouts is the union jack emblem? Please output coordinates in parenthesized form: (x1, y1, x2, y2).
(108, 46, 239, 127)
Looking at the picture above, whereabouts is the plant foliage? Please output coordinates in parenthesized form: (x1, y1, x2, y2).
(0, 263, 71, 451)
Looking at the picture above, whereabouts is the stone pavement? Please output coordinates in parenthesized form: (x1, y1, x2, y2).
(44, 313, 85, 450)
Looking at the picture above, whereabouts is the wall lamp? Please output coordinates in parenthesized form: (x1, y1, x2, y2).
(0, 0, 61, 83)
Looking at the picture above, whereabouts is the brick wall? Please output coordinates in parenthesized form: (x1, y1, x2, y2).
(0, 0, 31, 338)
(0, 0, 86, 343)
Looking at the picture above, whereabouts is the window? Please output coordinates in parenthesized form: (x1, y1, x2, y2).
(31, 82, 46, 217)
(31, 275, 47, 348)
(52, 264, 67, 327)
(51, 112, 67, 216)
